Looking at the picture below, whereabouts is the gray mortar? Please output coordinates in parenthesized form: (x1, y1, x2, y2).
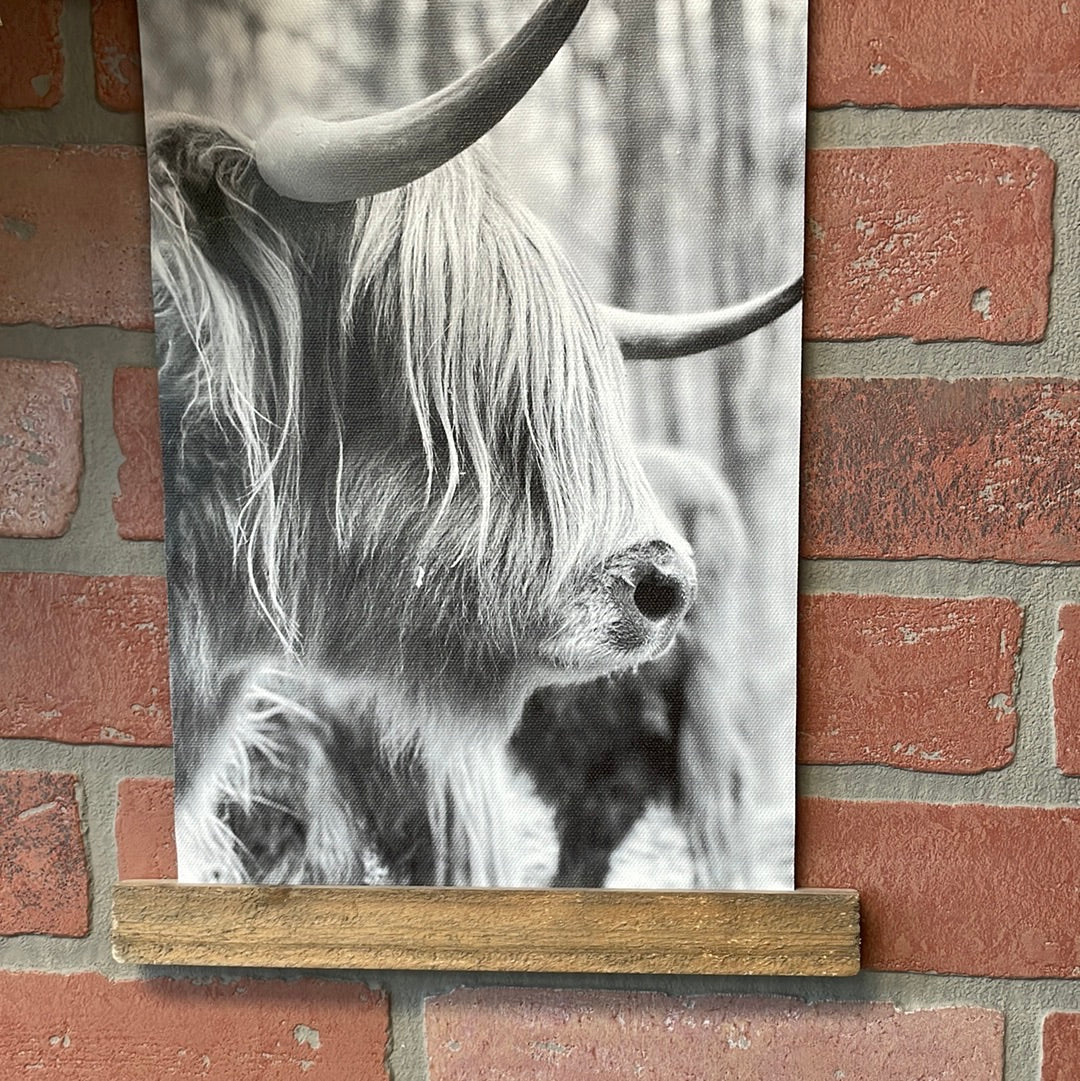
(1, 3, 1079, 1078)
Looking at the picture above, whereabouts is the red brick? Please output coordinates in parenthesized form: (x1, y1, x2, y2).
(802, 379, 1080, 563)
(809, 0, 1080, 109)
(0, 573, 171, 746)
(804, 146, 1053, 342)
(0, 358, 82, 537)
(798, 798, 1080, 979)
(0, 146, 151, 330)
(1054, 606, 1080, 774)
(91, 0, 143, 111)
(113, 367, 164, 540)
(798, 595, 1020, 773)
(1043, 1013, 1080, 1081)
(426, 988, 1002, 1080)
(0, 771, 88, 937)
(0, 971, 388, 1079)
(116, 777, 176, 880)
(0, 0, 63, 108)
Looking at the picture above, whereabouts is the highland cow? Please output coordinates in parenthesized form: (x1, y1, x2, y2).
(148, 0, 801, 887)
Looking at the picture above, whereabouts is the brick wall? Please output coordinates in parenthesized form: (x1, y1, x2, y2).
(2, 1, 1079, 1078)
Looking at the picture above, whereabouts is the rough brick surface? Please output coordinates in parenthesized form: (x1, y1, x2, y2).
(804, 146, 1053, 342)
(0, 146, 151, 330)
(1043, 1013, 1080, 1081)
(1054, 606, 1080, 775)
(809, 0, 1080, 109)
(116, 777, 177, 880)
(0, 972, 388, 1079)
(426, 989, 1003, 1080)
(798, 798, 1080, 979)
(798, 595, 1020, 772)
(0, 573, 171, 746)
(113, 367, 164, 540)
(0, 0, 63, 108)
(0, 358, 82, 538)
(802, 379, 1080, 563)
(0, 771, 88, 937)
(91, 0, 143, 111)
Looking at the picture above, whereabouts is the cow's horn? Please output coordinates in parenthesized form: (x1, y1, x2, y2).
(601, 277, 803, 360)
(254, 0, 588, 202)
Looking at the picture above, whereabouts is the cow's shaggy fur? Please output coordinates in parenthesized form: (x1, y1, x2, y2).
(151, 117, 745, 887)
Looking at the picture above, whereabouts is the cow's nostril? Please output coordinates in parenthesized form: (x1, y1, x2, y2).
(633, 569, 684, 621)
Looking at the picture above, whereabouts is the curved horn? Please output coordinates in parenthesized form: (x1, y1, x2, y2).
(255, 0, 589, 202)
(601, 276, 803, 360)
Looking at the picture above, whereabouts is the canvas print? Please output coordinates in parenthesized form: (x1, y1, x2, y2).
(135, 0, 807, 889)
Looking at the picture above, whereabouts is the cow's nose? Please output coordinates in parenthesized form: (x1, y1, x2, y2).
(621, 541, 697, 623)
(634, 564, 687, 620)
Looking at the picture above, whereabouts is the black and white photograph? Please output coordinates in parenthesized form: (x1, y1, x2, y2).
(135, 0, 807, 890)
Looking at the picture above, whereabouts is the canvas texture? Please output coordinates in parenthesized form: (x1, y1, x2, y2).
(133, 0, 807, 889)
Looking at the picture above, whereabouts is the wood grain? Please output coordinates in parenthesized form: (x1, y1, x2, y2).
(113, 882, 859, 975)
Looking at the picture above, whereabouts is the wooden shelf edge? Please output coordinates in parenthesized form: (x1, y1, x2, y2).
(112, 881, 860, 976)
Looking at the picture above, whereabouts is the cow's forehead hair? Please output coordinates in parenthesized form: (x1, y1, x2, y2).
(341, 149, 658, 577)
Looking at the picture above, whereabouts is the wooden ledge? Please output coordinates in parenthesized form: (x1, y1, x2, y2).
(113, 882, 859, 975)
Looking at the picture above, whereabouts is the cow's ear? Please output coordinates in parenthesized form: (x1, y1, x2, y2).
(147, 118, 312, 438)
(149, 118, 313, 269)
(149, 117, 360, 308)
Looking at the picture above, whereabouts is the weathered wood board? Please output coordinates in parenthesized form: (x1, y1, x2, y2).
(113, 882, 859, 975)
